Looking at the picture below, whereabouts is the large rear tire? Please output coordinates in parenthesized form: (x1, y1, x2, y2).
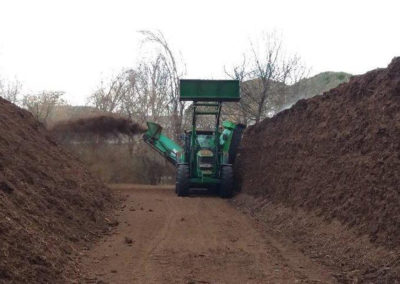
(229, 124, 246, 164)
(176, 165, 190, 197)
(219, 165, 234, 198)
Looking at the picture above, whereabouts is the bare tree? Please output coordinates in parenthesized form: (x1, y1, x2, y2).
(0, 78, 22, 104)
(86, 30, 186, 140)
(223, 56, 256, 124)
(121, 56, 171, 125)
(87, 71, 131, 113)
(226, 32, 307, 124)
(139, 30, 186, 140)
(22, 91, 65, 124)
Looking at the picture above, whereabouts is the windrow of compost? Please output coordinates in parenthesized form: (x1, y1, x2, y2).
(0, 98, 114, 283)
(235, 58, 400, 281)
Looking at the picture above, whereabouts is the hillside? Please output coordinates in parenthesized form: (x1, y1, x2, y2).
(281, 71, 352, 111)
(293, 71, 352, 99)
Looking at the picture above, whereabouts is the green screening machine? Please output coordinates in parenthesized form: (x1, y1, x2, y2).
(143, 79, 245, 197)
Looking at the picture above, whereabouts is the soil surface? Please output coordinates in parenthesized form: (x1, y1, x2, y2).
(232, 194, 400, 283)
(79, 185, 336, 283)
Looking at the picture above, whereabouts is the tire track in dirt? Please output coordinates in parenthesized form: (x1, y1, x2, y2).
(79, 185, 336, 283)
(140, 198, 177, 282)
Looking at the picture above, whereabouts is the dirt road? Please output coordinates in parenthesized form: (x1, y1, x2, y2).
(79, 185, 335, 283)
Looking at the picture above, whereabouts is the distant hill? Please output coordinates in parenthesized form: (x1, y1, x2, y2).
(293, 71, 352, 99)
(265, 71, 352, 113)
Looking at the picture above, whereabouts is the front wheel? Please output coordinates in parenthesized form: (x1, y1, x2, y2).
(176, 165, 190, 197)
(219, 165, 234, 198)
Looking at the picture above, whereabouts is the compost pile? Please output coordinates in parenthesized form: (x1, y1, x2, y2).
(0, 98, 113, 282)
(236, 57, 400, 248)
(50, 115, 145, 142)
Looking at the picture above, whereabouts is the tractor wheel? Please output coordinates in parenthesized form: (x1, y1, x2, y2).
(219, 165, 234, 198)
(229, 124, 246, 164)
(176, 164, 190, 197)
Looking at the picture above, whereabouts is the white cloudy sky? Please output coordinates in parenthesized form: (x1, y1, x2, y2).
(0, 0, 399, 105)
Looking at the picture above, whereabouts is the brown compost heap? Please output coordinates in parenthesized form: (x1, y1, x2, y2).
(236, 57, 400, 248)
(0, 98, 113, 283)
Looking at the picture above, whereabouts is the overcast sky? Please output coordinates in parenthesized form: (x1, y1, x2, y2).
(0, 0, 399, 105)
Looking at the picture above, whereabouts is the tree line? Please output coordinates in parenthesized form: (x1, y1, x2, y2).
(1, 30, 308, 138)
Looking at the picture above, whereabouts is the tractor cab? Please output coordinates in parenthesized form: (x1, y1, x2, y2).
(184, 130, 216, 178)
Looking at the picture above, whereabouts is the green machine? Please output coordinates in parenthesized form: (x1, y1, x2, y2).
(143, 79, 245, 197)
